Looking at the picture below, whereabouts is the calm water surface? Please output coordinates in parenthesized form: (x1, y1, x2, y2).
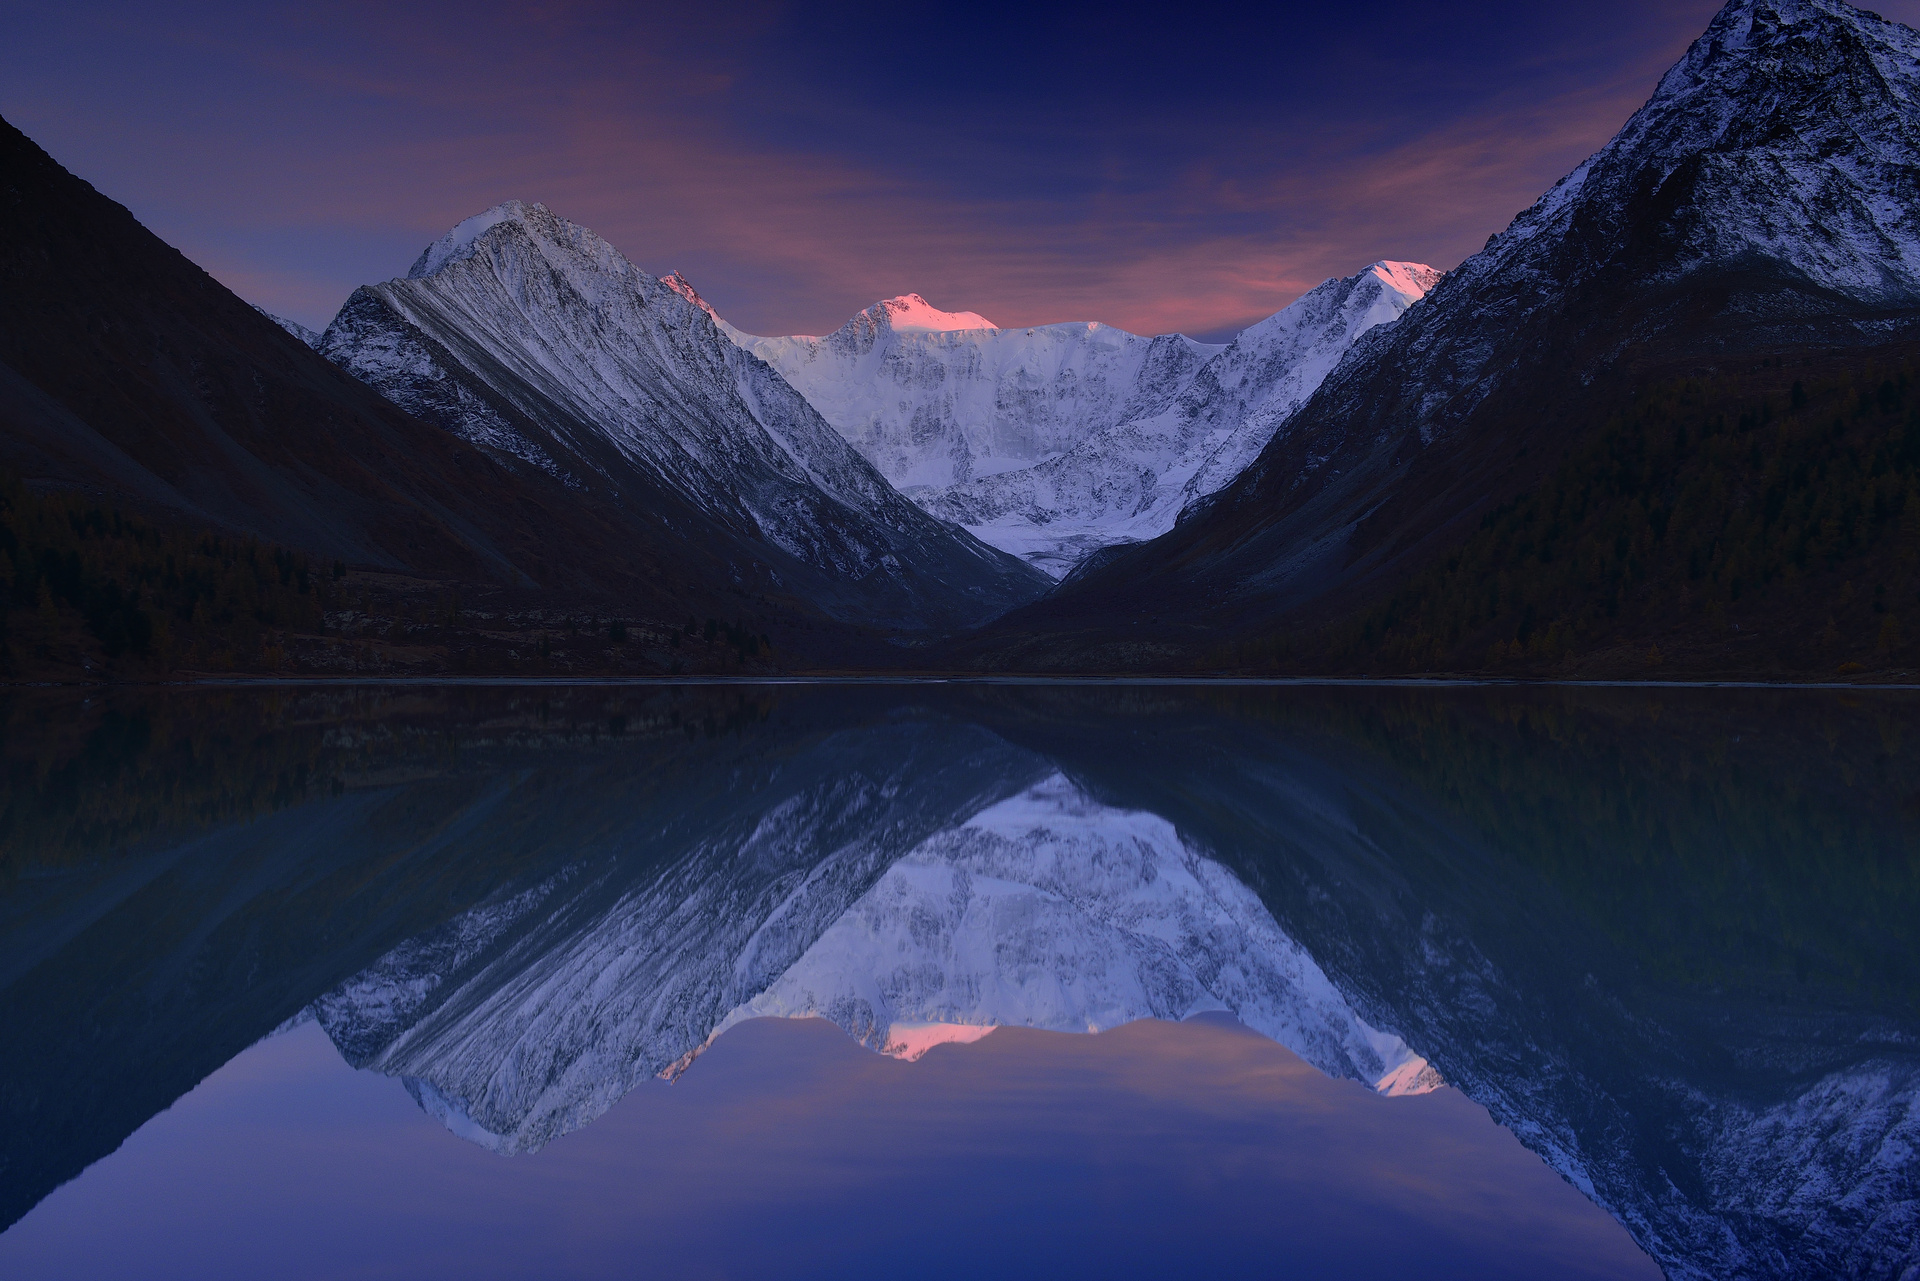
(1, 683, 1915, 1279)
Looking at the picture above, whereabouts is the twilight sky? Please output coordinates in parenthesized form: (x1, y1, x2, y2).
(6, 0, 1918, 340)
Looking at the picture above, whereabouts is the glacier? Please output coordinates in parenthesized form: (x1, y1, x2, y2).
(916, 262, 1442, 575)
(726, 295, 1222, 495)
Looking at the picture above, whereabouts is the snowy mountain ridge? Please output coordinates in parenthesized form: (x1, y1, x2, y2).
(916, 262, 1440, 575)
(1319, 0, 1920, 454)
(317, 200, 1047, 627)
(251, 304, 320, 348)
(726, 263, 1436, 576)
(725, 296, 1223, 498)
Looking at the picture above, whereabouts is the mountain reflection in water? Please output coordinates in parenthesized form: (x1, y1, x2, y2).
(2, 683, 1916, 1280)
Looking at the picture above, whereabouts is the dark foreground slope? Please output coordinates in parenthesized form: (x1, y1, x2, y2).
(0, 116, 607, 588)
(975, 0, 1920, 677)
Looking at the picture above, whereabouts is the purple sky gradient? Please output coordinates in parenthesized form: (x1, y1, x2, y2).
(6, 0, 1917, 340)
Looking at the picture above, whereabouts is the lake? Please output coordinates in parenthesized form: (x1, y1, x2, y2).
(2, 681, 1915, 1279)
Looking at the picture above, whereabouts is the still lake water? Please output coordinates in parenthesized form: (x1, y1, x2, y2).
(1, 682, 1915, 1279)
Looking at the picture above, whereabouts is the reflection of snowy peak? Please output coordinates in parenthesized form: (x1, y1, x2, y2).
(719, 773, 1438, 1093)
(318, 201, 1046, 627)
(311, 719, 1048, 1154)
(312, 764, 1436, 1156)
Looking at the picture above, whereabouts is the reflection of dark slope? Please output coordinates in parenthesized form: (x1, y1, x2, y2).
(973, 687, 1920, 1281)
(313, 717, 1047, 1153)
(0, 688, 1039, 1229)
(0, 776, 521, 1232)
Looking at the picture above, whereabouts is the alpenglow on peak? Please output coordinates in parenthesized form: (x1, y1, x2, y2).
(870, 293, 996, 334)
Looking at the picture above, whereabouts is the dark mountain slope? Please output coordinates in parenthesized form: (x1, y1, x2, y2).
(1250, 349, 1920, 675)
(0, 114, 785, 673)
(0, 115, 587, 586)
(979, 0, 1920, 673)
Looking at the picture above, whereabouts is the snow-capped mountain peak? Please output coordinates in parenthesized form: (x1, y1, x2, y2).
(659, 270, 723, 323)
(1363, 259, 1445, 300)
(872, 293, 996, 334)
(913, 259, 1440, 575)
(406, 200, 531, 279)
(718, 261, 1435, 577)
(728, 303, 1224, 504)
(1039, 0, 1920, 655)
(321, 202, 1048, 626)
(1468, 0, 1920, 320)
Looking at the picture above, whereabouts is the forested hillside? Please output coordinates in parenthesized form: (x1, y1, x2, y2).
(1224, 349, 1920, 676)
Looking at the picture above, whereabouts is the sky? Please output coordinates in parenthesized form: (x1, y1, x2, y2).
(1, 1016, 1657, 1278)
(5, 0, 1919, 341)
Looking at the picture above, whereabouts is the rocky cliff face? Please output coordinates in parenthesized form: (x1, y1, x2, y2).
(320, 203, 1048, 629)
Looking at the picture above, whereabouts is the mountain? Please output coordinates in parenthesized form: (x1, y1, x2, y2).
(726, 298, 1221, 574)
(728, 267, 1436, 579)
(996, 0, 1920, 665)
(318, 203, 1048, 629)
(1, 114, 1021, 674)
(914, 263, 1439, 576)
(0, 114, 621, 586)
(727, 296, 1218, 494)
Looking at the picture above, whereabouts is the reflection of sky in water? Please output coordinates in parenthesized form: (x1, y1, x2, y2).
(0, 1015, 1655, 1280)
